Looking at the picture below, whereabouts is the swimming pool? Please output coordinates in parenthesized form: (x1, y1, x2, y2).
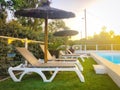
(91, 52, 120, 87)
(96, 53, 120, 64)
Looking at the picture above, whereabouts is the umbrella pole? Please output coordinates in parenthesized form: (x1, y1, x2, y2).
(44, 18, 48, 63)
(65, 37, 68, 52)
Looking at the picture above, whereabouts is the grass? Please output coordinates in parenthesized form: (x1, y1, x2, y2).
(0, 58, 119, 90)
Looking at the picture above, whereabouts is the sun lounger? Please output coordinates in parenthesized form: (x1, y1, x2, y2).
(59, 50, 86, 62)
(8, 47, 85, 82)
(40, 45, 83, 71)
(67, 49, 89, 59)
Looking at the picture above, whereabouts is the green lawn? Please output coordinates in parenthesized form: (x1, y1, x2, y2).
(0, 58, 119, 90)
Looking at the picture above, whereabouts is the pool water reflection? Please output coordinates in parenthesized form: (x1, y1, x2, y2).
(96, 53, 120, 64)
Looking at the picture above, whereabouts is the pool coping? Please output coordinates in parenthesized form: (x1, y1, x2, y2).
(91, 53, 120, 88)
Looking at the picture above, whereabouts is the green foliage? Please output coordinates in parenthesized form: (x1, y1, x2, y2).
(0, 19, 43, 76)
(71, 26, 120, 47)
(47, 20, 70, 50)
(48, 20, 69, 33)
(48, 33, 68, 50)
(12, 0, 39, 9)
(0, 8, 69, 76)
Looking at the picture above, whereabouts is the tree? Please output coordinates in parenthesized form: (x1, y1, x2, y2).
(0, 0, 72, 76)
(48, 20, 69, 33)
(109, 30, 114, 38)
(48, 20, 69, 50)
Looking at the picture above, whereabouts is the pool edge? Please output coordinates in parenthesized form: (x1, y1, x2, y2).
(91, 53, 120, 88)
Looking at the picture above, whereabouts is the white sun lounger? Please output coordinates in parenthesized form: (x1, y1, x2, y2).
(8, 47, 85, 82)
(59, 50, 86, 62)
(40, 45, 83, 71)
(66, 49, 89, 59)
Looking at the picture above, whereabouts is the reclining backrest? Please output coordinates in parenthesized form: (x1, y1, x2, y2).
(40, 45, 53, 60)
(66, 49, 73, 54)
(59, 50, 65, 55)
(16, 47, 41, 66)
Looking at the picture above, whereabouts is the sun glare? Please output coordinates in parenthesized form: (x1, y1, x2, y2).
(63, 0, 120, 41)
(64, 6, 106, 41)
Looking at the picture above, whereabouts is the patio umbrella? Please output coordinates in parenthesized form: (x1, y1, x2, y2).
(15, 0, 75, 63)
(53, 30, 78, 37)
(53, 30, 78, 50)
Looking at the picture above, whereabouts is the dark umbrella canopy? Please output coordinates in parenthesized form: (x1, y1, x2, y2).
(15, 1, 75, 19)
(53, 30, 78, 37)
(15, 6, 75, 19)
(15, 0, 75, 63)
(53, 30, 78, 51)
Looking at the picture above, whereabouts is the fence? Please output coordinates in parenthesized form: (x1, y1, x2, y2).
(72, 44, 120, 51)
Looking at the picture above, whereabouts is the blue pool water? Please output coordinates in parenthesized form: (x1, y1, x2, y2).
(96, 53, 120, 64)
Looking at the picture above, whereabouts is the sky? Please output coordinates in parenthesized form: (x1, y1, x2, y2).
(6, 0, 120, 40)
(51, 0, 120, 40)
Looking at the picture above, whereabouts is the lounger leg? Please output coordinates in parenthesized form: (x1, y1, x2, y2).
(80, 56, 85, 62)
(8, 67, 28, 82)
(46, 69, 58, 82)
(35, 69, 59, 82)
(74, 67, 85, 82)
(76, 61, 83, 71)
